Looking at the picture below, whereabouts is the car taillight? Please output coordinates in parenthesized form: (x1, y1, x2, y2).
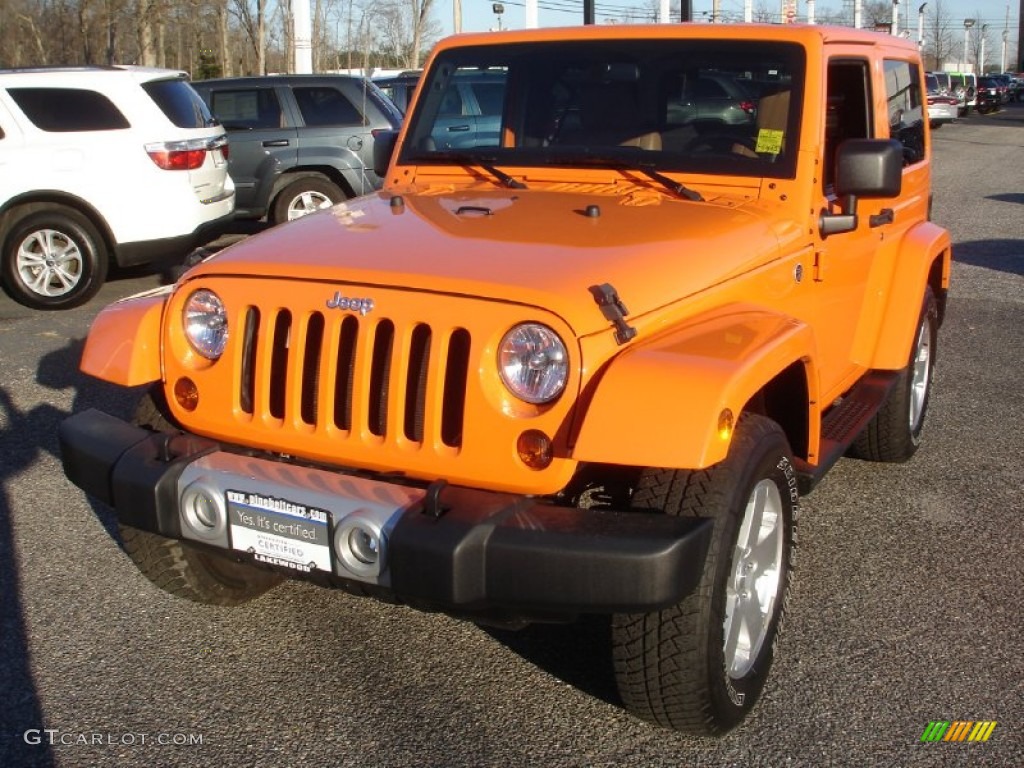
(740, 100, 756, 115)
(145, 137, 226, 171)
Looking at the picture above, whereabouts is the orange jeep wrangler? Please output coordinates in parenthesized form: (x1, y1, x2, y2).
(61, 24, 951, 734)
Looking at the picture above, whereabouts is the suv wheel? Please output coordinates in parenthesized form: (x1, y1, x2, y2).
(119, 388, 283, 606)
(612, 414, 797, 735)
(850, 286, 938, 462)
(271, 176, 345, 224)
(2, 207, 107, 310)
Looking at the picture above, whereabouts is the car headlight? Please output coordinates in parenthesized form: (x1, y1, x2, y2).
(183, 289, 228, 359)
(498, 323, 568, 404)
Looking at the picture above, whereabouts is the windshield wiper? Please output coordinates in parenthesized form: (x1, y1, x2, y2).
(410, 151, 528, 189)
(542, 152, 704, 202)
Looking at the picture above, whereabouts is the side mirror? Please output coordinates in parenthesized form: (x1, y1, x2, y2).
(819, 138, 903, 237)
(373, 130, 400, 177)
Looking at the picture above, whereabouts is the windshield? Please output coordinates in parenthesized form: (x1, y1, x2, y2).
(401, 39, 805, 179)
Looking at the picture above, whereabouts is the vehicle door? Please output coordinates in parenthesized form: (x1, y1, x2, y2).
(201, 84, 297, 214)
(290, 82, 376, 196)
(809, 54, 925, 400)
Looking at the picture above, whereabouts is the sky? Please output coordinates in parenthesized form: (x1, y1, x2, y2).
(442, 0, 1022, 43)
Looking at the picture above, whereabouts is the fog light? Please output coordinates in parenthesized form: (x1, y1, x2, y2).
(180, 480, 226, 541)
(517, 430, 553, 469)
(348, 528, 380, 565)
(174, 377, 199, 411)
(334, 516, 387, 578)
(192, 492, 219, 529)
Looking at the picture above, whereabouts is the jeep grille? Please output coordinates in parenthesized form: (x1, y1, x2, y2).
(236, 306, 470, 448)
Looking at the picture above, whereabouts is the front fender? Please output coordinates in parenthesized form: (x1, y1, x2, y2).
(572, 307, 816, 470)
(80, 288, 167, 385)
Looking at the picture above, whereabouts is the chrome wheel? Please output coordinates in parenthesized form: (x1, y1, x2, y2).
(723, 478, 784, 679)
(287, 190, 334, 220)
(16, 228, 84, 297)
(909, 317, 932, 435)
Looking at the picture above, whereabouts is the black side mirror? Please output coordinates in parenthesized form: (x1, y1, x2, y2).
(819, 138, 903, 237)
(373, 130, 400, 177)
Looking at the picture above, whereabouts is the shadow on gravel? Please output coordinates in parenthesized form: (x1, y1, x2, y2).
(483, 615, 622, 707)
(953, 238, 1024, 276)
(0, 387, 56, 768)
(0, 337, 139, 766)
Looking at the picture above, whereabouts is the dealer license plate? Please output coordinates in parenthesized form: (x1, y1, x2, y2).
(225, 489, 332, 573)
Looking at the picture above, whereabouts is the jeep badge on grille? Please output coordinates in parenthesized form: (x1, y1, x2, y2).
(326, 292, 375, 315)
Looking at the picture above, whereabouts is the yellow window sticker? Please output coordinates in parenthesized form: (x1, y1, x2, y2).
(755, 128, 784, 155)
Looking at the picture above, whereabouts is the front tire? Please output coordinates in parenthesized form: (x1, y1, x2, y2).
(612, 414, 798, 734)
(119, 388, 282, 606)
(271, 176, 346, 224)
(1, 207, 107, 309)
(850, 287, 938, 462)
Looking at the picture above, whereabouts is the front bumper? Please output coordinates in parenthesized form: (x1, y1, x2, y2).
(59, 409, 711, 622)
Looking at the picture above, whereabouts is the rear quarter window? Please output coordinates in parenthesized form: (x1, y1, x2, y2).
(7, 88, 130, 131)
(143, 79, 216, 128)
(884, 59, 926, 165)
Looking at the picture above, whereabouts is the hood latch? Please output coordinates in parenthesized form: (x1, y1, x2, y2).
(588, 283, 637, 346)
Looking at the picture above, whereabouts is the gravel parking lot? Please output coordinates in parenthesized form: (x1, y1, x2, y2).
(0, 106, 1021, 767)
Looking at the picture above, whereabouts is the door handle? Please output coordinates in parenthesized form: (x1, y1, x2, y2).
(447, 125, 471, 132)
(869, 208, 894, 227)
(262, 139, 290, 147)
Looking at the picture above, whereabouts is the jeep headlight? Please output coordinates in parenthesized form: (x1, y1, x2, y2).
(498, 323, 568, 404)
(183, 288, 228, 360)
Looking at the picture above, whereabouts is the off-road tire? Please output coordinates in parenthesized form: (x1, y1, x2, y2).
(1, 206, 107, 310)
(850, 287, 938, 462)
(612, 414, 798, 735)
(271, 176, 346, 224)
(119, 388, 282, 606)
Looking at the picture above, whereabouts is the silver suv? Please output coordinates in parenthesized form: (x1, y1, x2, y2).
(193, 75, 402, 224)
(0, 66, 234, 310)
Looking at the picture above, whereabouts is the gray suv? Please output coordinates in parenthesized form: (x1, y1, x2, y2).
(193, 75, 402, 224)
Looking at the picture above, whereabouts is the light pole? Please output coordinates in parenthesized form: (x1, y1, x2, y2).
(980, 24, 989, 73)
(917, 3, 927, 51)
(892, 0, 899, 35)
(964, 18, 975, 72)
(1002, 29, 1009, 73)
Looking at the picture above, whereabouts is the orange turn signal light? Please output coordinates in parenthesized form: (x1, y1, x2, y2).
(174, 377, 199, 412)
(517, 430, 553, 470)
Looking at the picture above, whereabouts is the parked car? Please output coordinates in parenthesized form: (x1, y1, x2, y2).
(925, 73, 958, 127)
(373, 70, 421, 114)
(0, 66, 234, 309)
(664, 72, 758, 130)
(419, 68, 507, 150)
(192, 75, 402, 224)
(975, 76, 1003, 113)
(948, 71, 977, 116)
(63, 24, 949, 737)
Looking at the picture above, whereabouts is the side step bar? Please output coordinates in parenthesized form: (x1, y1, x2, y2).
(793, 370, 899, 493)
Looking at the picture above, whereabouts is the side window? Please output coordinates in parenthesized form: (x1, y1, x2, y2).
(438, 85, 465, 116)
(210, 88, 283, 129)
(142, 79, 214, 128)
(884, 59, 926, 165)
(7, 88, 130, 132)
(292, 86, 365, 127)
(824, 60, 871, 187)
(471, 82, 505, 117)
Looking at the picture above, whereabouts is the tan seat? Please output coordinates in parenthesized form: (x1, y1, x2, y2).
(734, 89, 790, 158)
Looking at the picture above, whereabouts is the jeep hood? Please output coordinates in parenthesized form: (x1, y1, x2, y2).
(191, 188, 785, 337)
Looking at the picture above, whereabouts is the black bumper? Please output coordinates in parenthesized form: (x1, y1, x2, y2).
(59, 409, 711, 619)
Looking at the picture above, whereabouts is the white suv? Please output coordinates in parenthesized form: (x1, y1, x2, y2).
(0, 66, 235, 309)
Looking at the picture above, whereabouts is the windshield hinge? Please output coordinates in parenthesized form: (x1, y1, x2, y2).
(588, 283, 637, 345)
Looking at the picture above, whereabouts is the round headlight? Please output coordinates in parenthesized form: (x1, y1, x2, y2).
(498, 323, 569, 404)
(183, 289, 228, 360)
